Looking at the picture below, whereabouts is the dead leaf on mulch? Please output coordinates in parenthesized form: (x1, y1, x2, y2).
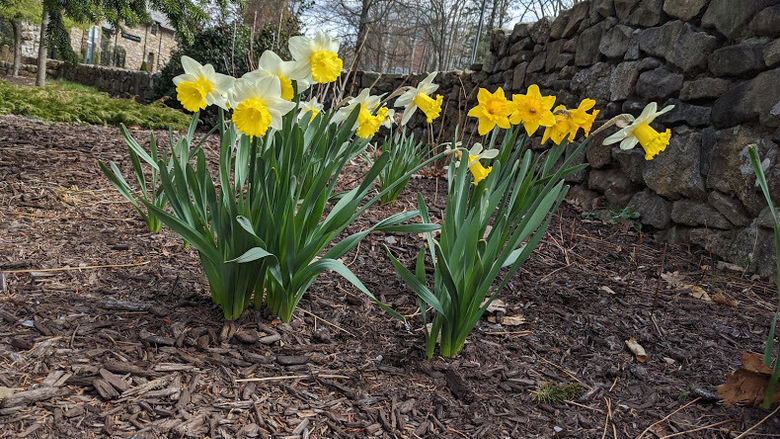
(500, 315, 526, 326)
(713, 291, 739, 308)
(718, 352, 780, 406)
(485, 299, 507, 314)
(688, 285, 711, 302)
(661, 271, 686, 288)
(625, 337, 648, 362)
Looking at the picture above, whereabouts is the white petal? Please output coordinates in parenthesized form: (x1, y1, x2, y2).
(180, 56, 201, 75)
(469, 143, 483, 155)
(172, 73, 196, 85)
(288, 36, 311, 61)
(603, 129, 628, 145)
(655, 104, 675, 117)
(481, 149, 499, 159)
(620, 136, 639, 151)
(258, 50, 283, 73)
(395, 90, 416, 107)
(401, 105, 416, 125)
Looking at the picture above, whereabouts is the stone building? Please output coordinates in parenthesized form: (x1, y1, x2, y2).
(17, 10, 177, 73)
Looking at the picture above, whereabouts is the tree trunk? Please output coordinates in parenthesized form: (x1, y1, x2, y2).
(12, 21, 22, 77)
(36, 4, 49, 87)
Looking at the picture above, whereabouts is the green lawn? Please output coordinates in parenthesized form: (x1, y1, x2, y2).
(0, 79, 189, 130)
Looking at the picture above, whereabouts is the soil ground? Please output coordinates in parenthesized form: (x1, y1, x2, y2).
(0, 114, 778, 438)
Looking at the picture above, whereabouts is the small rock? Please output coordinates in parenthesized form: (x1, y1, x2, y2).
(749, 5, 780, 38)
(636, 67, 683, 100)
(708, 40, 767, 77)
(702, 0, 761, 39)
(663, 0, 709, 21)
(671, 200, 732, 229)
(680, 77, 731, 101)
(629, 190, 671, 229)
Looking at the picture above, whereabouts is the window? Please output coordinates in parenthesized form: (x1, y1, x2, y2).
(150, 22, 159, 36)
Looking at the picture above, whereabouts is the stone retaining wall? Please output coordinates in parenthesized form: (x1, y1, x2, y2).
(0, 60, 158, 103)
(352, 0, 780, 277)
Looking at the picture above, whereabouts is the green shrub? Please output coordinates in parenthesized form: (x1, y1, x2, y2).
(0, 80, 189, 130)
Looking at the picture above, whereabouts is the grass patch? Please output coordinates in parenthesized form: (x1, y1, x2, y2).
(0, 79, 189, 130)
(532, 383, 584, 405)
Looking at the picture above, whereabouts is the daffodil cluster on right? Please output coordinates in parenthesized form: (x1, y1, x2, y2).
(464, 84, 674, 184)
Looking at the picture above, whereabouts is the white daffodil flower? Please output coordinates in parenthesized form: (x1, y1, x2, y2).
(603, 102, 674, 160)
(394, 71, 443, 125)
(297, 97, 324, 122)
(288, 31, 343, 84)
(173, 55, 234, 112)
(243, 50, 310, 101)
(228, 75, 296, 138)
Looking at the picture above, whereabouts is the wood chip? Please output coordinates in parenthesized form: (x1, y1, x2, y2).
(0, 386, 69, 408)
(93, 378, 120, 400)
(99, 368, 130, 392)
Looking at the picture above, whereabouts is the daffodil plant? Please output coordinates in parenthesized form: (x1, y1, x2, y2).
(367, 130, 431, 205)
(389, 128, 588, 358)
(748, 145, 780, 409)
(99, 115, 212, 233)
(105, 32, 443, 321)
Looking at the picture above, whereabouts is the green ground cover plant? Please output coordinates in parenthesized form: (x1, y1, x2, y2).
(0, 79, 189, 129)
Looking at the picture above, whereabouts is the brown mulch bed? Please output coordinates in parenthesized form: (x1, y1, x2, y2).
(0, 114, 778, 438)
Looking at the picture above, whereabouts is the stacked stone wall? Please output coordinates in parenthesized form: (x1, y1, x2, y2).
(0, 60, 158, 103)
(350, 0, 780, 277)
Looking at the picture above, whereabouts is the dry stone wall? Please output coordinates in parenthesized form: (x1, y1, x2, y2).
(358, 0, 780, 277)
(0, 60, 158, 103)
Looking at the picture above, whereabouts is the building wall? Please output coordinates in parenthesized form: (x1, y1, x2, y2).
(18, 21, 176, 73)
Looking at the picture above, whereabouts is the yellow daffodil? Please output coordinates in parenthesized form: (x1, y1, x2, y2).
(508, 84, 556, 136)
(454, 143, 497, 185)
(297, 97, 324, 122)
(332, 88, 382, 124)
(356, 106, 389, 138)
(568, 98, 599, 139)
(243, 50, 310, 101)
(467, 88, 511, 136)
(288, 31, 343, 84)
(603, 102, 674, 160)
(541, 105, 577, 145)
(394, 72, 443, 125)
(173, 56, 234, 112)
(228, 76, 296, 138)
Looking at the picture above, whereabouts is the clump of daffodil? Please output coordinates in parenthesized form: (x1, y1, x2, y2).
(468, 87, 512, 136)
(229, 76, 296, 138)
(603, 102, 674, 160)
(568, 98, 599, 138)
(455, 143, 498, 185)
(333, 88, 388, 138)
(395, 71, 444, 125)
(509, 84, 556, 136)
(297, 97, 324, 122)
(244, 50, 309, 101)
(542, 105, 576, 145)
(173, 56, 234, 112)
(289, 31, 343, 84)
(541, 99, 600, 145)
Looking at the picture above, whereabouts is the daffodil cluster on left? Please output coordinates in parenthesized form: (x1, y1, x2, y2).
(106, 32, 442, 321)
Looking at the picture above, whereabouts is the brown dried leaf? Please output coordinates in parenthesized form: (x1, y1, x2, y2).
(500, 315, 526, 326)
(688, 285, 711, 302)
(661, 271, 685, 288)
(718, 352, 780, 406)
(625, 337, 648, 362)
(485, 299, 507, 314)
(713, 292, 739, 308)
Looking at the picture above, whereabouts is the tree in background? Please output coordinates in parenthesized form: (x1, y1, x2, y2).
(304, 0, 582, 73)
(34, 0, 228, 86)
(155, 2, 305, 123)
(0, 0, 42, 76)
